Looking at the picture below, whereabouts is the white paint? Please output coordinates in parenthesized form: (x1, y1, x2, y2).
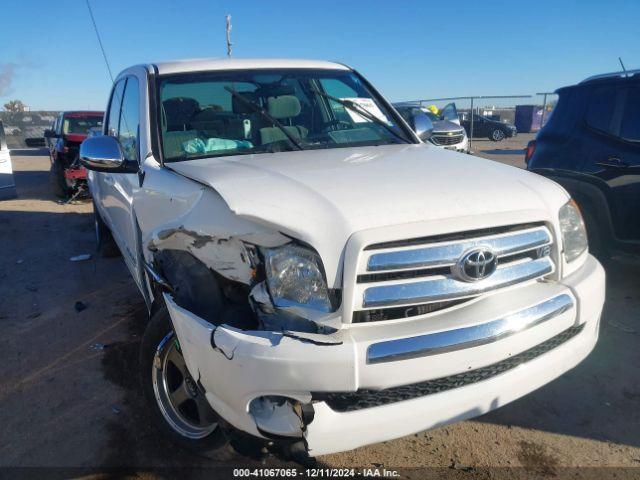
(168, 143, 570, 286)
(162, 256, 604, 455)
(88, 59, 606, 456)
(152, 58, 350, 75)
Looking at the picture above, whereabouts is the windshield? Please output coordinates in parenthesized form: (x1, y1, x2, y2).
(157, 69, 413, 162)
(63, 116, 103, 135)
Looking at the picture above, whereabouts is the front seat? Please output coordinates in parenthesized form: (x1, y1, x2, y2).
(162, 97, 200, 131)
(259, 95, 308, 145)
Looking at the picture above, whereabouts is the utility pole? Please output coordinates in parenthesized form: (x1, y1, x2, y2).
(226, 14, 233, 58)
(536, 92, 554, 126)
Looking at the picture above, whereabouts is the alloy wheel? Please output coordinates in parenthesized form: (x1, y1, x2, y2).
(152, 332, 218, 439)
(492, 129, 505, 141)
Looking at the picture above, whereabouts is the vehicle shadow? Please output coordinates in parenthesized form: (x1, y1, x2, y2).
(476, 258, 640, 448)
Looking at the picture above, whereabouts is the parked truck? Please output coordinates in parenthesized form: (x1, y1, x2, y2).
(45, 111, 103, 198)
(80, 58, 605, 458)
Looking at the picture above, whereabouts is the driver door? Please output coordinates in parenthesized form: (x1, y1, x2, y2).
(440, 103, 460, 125)
(105, 76, 141, 275)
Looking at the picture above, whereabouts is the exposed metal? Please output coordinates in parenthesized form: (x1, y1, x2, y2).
(143, 261, 174, 293)
(366, 294, 574, 364)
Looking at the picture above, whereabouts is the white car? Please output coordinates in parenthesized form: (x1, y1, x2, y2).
(0, 121, 16, 200)
(80, 58, 605, 458)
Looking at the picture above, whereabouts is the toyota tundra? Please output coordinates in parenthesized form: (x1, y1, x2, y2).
(80, 58, 605, 458)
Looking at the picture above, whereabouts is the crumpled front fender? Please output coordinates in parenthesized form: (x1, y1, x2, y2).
(163, 293, 354, 437)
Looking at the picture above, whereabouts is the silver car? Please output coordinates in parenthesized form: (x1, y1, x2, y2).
(394, 103, 468, 152)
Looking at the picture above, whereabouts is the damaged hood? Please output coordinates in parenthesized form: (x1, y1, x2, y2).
(167, 144, 568, 285)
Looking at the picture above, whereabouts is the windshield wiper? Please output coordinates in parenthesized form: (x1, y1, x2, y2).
(224, 86, 303, 151)
(309, 88, 411, 144)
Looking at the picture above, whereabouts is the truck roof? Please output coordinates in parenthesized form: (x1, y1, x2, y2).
(151, 58, 351, 75)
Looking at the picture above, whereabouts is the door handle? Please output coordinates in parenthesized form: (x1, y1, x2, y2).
(596, 156, 629, 168)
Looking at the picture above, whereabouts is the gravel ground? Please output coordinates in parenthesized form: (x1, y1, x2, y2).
(0, 144, 638, 479)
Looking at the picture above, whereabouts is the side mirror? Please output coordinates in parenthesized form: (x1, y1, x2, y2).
(43, 129, 56, 138)
(80, 135, 137, 173)
(411, 113, 434, 141)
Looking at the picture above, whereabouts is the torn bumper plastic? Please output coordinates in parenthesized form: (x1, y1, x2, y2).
(164, 255, 604, 456)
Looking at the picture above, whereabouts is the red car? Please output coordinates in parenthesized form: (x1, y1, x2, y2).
(45, 111, 104, 198)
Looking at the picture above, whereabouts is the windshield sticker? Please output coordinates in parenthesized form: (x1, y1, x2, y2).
(340, 97, 389, 124)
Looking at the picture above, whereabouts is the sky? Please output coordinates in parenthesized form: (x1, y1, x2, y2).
(1, 0, 639, 111)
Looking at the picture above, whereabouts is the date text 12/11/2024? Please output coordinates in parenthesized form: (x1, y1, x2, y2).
(232, 468, 401, 477)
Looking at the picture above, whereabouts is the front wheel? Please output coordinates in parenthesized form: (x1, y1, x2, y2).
(140, 307, 228, 454)
(490, 129, 505, 141)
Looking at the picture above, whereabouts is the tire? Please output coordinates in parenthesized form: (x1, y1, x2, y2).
(140, 307, 228, 455)
(94, 202, 121, 258)
(490, 129, 505, 141)
(50, 162, 69, 198)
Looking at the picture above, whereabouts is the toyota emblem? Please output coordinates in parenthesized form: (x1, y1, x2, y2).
(454, 248, 497, 282)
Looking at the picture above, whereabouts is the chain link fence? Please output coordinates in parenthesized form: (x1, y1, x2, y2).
(0, 111, 59, 149)
(400, 93, 558, 150)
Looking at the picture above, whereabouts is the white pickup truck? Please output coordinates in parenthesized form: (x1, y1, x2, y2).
(81, 58, 605, 458)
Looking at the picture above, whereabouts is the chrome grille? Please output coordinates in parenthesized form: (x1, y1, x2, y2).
(430, 132, 465, 146)
(354, 224, 554, 321)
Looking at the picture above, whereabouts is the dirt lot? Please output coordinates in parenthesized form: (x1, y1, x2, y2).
(1, 139, 639, 478)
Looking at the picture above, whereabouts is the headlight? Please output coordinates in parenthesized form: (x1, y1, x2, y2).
(559, 199, 588, 263)
(263, 244, 332, 312)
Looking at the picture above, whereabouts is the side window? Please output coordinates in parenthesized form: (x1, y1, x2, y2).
(107, 80, 126, 137)
(585, 86, 617, 133)
(118, 77, 140, 162)
(619, 88, 640, 142)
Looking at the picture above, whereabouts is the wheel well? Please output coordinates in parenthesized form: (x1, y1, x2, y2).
(149, 249, 258, 330)
(537, 172, 615, 246)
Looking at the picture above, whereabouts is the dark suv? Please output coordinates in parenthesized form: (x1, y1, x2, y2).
(526, 70, 640, 258)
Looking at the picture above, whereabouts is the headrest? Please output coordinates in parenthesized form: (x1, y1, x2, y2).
(267, 95, 301, 119)
(162, 97, 200, 120)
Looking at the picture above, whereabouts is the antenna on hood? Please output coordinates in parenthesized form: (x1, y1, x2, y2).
(619, 57, 628, 77)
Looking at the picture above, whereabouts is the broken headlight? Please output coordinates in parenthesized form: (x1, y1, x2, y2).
(559, 199, 588, 264)
(263, 244, 332, 312)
